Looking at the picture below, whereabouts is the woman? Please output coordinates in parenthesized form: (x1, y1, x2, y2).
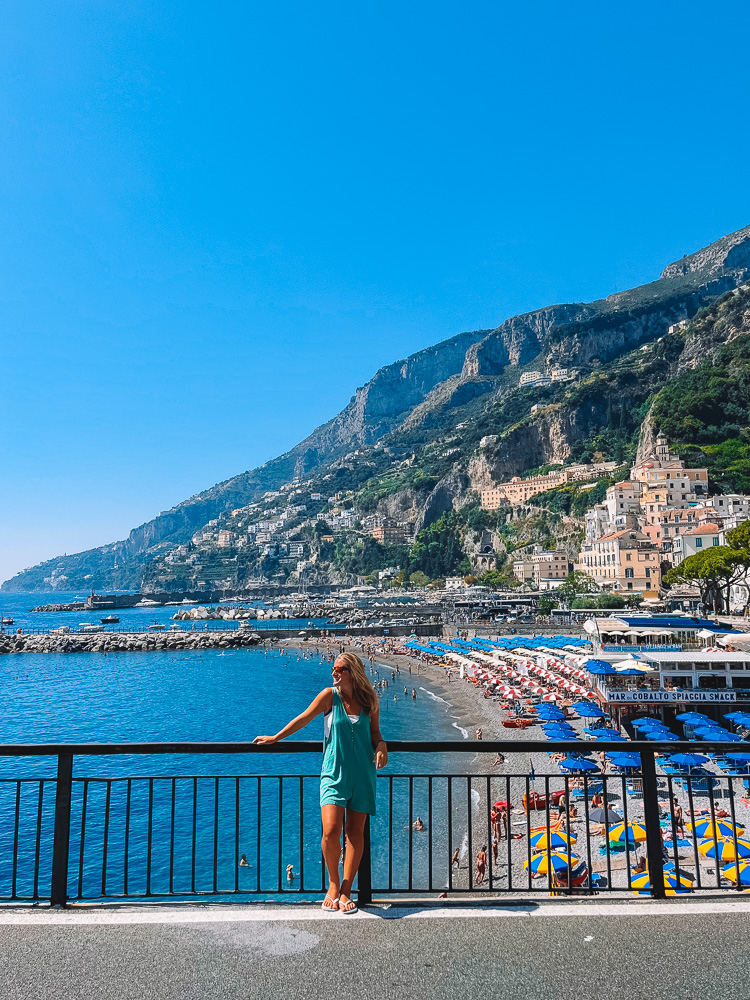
(254, 652, 387, 914)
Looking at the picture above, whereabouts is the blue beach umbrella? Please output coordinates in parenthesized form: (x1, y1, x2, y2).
(723, 861, 750, 886)
(572, 702, 606, 718)
(668, 753, 709, 767)
(536, 707, 566, 721)
(607, 753, 642, 768)
(585, 660, 618, 675)
(645, 731, 680, 741)
(631, 718, 663, 729)
(676, 712, 712, 723)
(559, 757, 599, 771)
(725, 753, 750, 763)
(588, 727, 621, 736)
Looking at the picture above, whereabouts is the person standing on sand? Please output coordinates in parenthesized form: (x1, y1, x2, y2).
(254, 652, 388, 914)
(475, 846, 487, 885)
(452, 847, 460, 869)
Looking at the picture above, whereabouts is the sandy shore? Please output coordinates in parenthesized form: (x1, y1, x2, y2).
(288, 635, 750, 897)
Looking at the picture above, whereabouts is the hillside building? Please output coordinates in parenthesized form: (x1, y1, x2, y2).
(578, 528, 660, 597)
(672, 523, 723, 566)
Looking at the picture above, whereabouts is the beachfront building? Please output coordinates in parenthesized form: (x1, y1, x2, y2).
(577, 528, 661, 597)
(589, 646, 750, 728)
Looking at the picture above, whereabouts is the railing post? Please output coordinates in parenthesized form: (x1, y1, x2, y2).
(358, 816, 372, 906)
(640, 750, 666, 900)
(50, 754, 73, 907)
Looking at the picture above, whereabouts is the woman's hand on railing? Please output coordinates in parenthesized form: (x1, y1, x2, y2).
(253, 735, 278, 745)
(375, 743, 388, 769)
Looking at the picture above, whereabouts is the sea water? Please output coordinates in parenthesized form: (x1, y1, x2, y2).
(0, 645, 477, 899)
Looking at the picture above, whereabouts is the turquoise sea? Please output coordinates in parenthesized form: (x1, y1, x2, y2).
(0, 614, 477, 900)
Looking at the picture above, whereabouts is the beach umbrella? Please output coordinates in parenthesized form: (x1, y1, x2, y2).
(589, 807, 623, 824)
(693, 726, 730, 737)
(725, 752, 750, 763)
(585, 660, 618, 675)
(607, 753, 642, 768)
(535, 706, 566, 720)
(698, 838, 750, 861)
(630, 871, 693, 895)
(645, 731, 680, 741)
(594, 732, 628, 741)
(608, 821, 648, 843)
(668, 753, 709, 767)
(631, 718, 663, 729)
(723, 861, 750, 886)
(524, 851, 582, 875)
(618, 667, 646, 675)
(676, 712, 713, 723)
(589, 727, 622, 736)
(559, 757, 599, 771)
(571, 702, 605, 717)
(724, 712, 750, 722)
(529, 829, 578, 850)
(688, 819, 744, 839)
(695, 730, 742, 743)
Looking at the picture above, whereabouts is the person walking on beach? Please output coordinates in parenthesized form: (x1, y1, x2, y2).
(475, 846, 487, 885)
(452, 847, 460, 869)
(254, 652, 388, 914)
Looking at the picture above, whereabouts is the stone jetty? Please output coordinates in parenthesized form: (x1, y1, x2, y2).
(0, 630, 267, 656)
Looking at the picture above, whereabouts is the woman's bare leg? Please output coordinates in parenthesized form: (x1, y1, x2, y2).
(339, 809, 367, 912)
(321, 805, 345, 909)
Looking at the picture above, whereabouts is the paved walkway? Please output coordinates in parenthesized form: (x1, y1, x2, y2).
(2, 900, 749, 999)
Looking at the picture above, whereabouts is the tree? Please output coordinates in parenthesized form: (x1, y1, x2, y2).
(553, 571, 600, 608)
(538, 595, 558, 613)
(409, 571, 430, 588)
(463, 574, 478, 586)
(664, 547, 750, 613)
(595, 593, 625, 609)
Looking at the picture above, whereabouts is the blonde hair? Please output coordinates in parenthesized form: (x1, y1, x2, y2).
(335, 652, 379, 716)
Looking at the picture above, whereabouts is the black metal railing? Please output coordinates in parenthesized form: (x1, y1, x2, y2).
(1, 740, 749, 905)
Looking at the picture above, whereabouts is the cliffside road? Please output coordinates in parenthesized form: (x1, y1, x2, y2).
(1, 900, 749, 1000)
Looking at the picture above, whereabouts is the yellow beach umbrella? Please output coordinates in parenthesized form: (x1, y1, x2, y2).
(524, 851, 582, 875)
(608, 821, 648, 843)
(698, 838, 750, 862)
(687, 819, 744, 840)
(723, 860, 750, 886)
(630, 870, 693, 895)
(528, 829, 578, 850)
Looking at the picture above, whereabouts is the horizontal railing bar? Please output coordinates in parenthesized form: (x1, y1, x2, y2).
(0, 739, 744, 756)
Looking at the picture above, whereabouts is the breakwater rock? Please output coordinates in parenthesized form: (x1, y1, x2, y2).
(30, 602, 88, 613)
(0, 630, 266, 655)
(173, 607, 284, 621)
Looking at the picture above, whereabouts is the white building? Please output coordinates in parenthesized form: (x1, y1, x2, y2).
(672, 523, 722, 565)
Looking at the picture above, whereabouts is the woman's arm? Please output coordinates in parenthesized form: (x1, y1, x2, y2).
(370, 705, 388, 769)
(253, 689, 332, 744)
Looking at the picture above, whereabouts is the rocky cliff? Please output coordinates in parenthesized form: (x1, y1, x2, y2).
(5, 224, 750, 592)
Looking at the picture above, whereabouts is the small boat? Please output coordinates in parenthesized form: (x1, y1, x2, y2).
(502, 718, 533, 729)
(1, 617, 14, 625)
(136, 599, 161, 608)
(147, 622, 165, 631)
(100, 615, 119, 624)
(79, 624, 104, 633)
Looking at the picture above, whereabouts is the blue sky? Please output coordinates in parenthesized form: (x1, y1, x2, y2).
(1, 1, 749, 585)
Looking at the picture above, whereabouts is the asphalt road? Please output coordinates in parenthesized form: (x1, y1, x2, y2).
(2, 901, 749, 1000)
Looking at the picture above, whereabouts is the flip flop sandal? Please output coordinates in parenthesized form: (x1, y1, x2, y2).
(339, 898, 358, 914)
(321, 894, 339, 912)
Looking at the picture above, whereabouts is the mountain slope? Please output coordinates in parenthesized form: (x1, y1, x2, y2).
(4, 225, 750, 592)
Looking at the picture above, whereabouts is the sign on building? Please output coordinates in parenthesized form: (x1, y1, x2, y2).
(609, 690, 737, 704)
